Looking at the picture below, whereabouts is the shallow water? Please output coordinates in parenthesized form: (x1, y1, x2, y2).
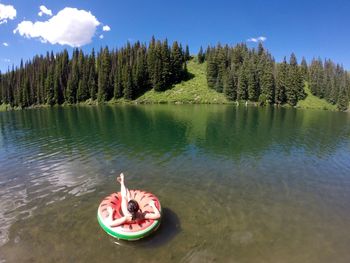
(0, 105, 350, 262)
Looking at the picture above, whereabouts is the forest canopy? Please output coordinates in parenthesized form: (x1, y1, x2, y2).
(202, 42, 349, 111)
(0, 38, 349, 111)
(0, 37, 189, 107)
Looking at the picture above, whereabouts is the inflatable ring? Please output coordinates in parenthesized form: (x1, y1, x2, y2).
(97, 190, 161, 241)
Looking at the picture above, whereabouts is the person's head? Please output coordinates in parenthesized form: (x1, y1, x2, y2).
(127, 200, 139, 220)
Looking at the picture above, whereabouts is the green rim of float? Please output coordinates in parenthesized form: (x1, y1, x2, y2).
(97, 190, 162, 241)
(97, 211, 161, 241)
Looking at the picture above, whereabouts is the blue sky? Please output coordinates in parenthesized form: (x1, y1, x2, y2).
(1, 0, 350, 72)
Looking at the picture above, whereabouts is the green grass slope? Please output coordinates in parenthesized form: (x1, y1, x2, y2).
(0, 104, 12, 112)
(136, 60, 228, 104)
(297, 83, 337, 111)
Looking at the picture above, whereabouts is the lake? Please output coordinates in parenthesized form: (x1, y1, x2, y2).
(0, 105, 350, 263)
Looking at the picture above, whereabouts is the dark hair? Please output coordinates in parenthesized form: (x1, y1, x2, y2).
(127, 200, 139, 220)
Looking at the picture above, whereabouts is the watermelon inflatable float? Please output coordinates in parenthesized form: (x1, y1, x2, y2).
(97, 190, 161, 241)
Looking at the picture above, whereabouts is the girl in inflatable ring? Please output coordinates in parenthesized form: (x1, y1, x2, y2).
(106, 173, 161, 227)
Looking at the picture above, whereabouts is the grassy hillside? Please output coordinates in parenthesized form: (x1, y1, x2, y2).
(136, 60, 228, 104)
(0, 104, 11, 112)
(297, 83, 337, 111)
(136, 60, 339, 111)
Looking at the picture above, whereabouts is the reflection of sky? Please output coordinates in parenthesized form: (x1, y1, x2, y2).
(0, 138, 102, 246)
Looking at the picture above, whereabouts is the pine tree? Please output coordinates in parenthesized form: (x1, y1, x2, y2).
(152, 41, 163, 91)
(214, 46, 227, 93)
(60, 49, 69, 102)
(161, 39, 171, 89)
(206, 50, 218, 88)
(275, 58, 288, 104)
(223, 68, 236, 100)
(247, 55, 259, 101)
(171, 41, 184, 83)
(308, 58, 324, 97)
(337, 85, 349, 111)
(260, 59, 275, 103)
(135, 47, 149, 96)
(123, 66, 134, 99)
(66, 49, 79, 103)
(300, 57, 308, 82)
(22, 76, 30, 107)
(198, 46, 205, 63)
(53, 62, 61, 104)
(88, 49, 97, 100)
(77, 61, 89, 102)
(45, 64, 55, 105)
(97, 47, 111, 102)
(114, 52, 124, 99)
(286, 53, 303, 106)
(185, 45, 190, 61)
(237, 59, 249, 100)
(147, 36, 156, 88)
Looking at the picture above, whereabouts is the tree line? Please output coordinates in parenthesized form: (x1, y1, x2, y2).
(0, 37, 189, 107)
(1, 39, 349, 111)
(201, 43, 349, 110)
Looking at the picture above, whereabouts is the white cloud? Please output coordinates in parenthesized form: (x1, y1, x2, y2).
(99, 34, 104, 39)
(3, 59, 11, 63)
(247, 36, 267, 43)
(14, 7, 100, 47)
(0, 3, 17, 24)
(38, 5, 52, 17)
(102, 25, 110, 31)
(3, 42, 9, 47)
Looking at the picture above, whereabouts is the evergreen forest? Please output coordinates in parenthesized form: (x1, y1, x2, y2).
(0, 37, 189, 107)
(204, 42, 349, 111)
(0, 38, 349, 111)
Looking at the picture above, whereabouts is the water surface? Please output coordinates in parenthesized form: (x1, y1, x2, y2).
(0, 105, 350, 262)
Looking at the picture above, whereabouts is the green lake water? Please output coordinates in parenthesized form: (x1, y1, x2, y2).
(0, 105, 350, 262)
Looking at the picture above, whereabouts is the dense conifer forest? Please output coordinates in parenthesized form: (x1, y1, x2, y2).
(0, 37, 189, 107)
(203, 43, 350, 110)
(0, 39, 349, 111)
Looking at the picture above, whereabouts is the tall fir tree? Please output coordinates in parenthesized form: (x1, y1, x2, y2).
(161, 39, 171, 89)
(45, 64, 55, 105)
(198, 46, 205, 63)
(275, 58, 288, 104)
(247, 55, 259, 101)
(206, 50, 218, 88)
(286, 53, 303, 105)
(66, 49, 79, 103)
(337, 85, 349, 111)
(53, 61, 61, 104)
(308, 58, 324, 97)
(171, 41, 184, 83)
(97, 47, 111, 102)
(114, 52, 124, 99)
(88, 49, 97, 100)
(123, 66, 134, 99)
(260, 59, 275, 103)
(223, 68, 236, 100)
(185, 45, 190, 61)
(300, 57, 308, 82)
(237, 59, 249, 100)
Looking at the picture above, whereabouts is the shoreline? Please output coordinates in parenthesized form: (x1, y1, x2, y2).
(0, 60, 346, 113)
(0, 100, 342, 113)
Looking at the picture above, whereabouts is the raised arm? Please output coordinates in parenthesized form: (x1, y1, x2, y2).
(144, 200, 161, 220)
